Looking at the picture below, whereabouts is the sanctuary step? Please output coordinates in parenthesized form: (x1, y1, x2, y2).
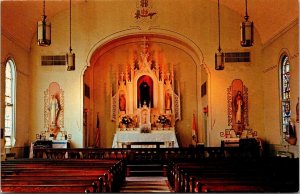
(127, 163, 166, 177)
(120, 177, 172, 192)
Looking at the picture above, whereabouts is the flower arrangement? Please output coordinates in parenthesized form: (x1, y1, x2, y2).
(121, 115, 132, 127)
(157, 115, 168, 125)
(157, 115, 171, 129)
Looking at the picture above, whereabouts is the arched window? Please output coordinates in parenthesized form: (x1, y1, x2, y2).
(5, 59, 16, 147)
(280, 55, 291, 141)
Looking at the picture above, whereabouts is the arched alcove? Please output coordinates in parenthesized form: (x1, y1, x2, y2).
(137, 75, 154, 108)
(83, 33, 210, 148)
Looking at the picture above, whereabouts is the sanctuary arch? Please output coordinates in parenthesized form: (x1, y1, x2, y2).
(83, 34, 209, 148)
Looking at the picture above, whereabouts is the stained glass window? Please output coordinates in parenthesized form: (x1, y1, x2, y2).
(5, 59, 16, 147)
(280, 56, 291, 139)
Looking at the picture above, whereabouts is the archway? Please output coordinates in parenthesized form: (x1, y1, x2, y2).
(83, 33, 210, 148)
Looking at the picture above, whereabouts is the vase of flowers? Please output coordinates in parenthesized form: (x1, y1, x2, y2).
(121, 115, 132, 129)
(157, 115, 169, 129)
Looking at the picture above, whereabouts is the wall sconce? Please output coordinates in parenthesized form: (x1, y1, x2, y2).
(37, 0, 51, 46)
(66, 0, 75, 71)
(215, 0, 224, 70)
(240, 0, 254, 47)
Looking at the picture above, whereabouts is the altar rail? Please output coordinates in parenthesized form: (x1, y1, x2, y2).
(33, 146, 260, 161)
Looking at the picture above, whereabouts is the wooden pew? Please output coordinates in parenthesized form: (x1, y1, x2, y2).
(167, 157, 299, 193)
(1, 159, 125, 193)
(2, 184, 97, 193)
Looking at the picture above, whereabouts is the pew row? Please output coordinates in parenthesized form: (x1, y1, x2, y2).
(167, 157, 299, 193)
(1, 159, 125, 193)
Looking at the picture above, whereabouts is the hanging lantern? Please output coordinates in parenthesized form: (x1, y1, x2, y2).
(66, 0, 75, 71)
(37, 0, 51, 46)
(240, 0, 254, 47)
(215, 50, 224, 70)
(215, 0, 224, 70)
(66, 51, 75, 71)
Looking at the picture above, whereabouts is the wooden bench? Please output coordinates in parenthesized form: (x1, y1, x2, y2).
(167, 157, 299, 193)
(2, 184, 97, 193)
(1, 159, 125, 193)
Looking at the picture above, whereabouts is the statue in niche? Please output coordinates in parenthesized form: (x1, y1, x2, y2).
(165, 92, 172, 110)
(48, 95, 60, 128)
(140, 82, 150, 107)
(234, 91, 244, 124)
(119, 94, 126, 111)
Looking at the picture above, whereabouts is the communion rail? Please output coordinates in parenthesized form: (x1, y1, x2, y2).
(33, 146, 259, 161)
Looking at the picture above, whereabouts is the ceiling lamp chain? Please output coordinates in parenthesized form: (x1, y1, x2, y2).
(37, 0, 51, 46)
(215, 0, 224, 70)
(240, 0, 254, 47)
(66, 0, 75, 71)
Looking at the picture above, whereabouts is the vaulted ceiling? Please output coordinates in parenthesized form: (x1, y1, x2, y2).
(1, 0, 299, 51)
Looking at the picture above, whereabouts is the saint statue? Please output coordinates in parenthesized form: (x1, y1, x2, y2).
(48, 95, 59, 127)
(119, 94, 126, 111)
(165, 92, 172, 110)
(234, 91, 243, 124)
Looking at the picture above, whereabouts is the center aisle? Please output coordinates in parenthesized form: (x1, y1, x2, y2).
(120, 177, 173, 193)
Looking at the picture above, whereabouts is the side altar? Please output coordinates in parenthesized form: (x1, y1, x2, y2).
(111, 39, 180, 148)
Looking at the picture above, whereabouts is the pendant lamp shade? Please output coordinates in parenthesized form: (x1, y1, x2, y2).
(215, 0, 224, 70)
(66, 0, 75, 71)
(37, 0, 51, 46)
(240, 0, 254, 47)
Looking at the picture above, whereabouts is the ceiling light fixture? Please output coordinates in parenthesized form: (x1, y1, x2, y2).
(215, 0, 224, 70)
(240, 0, 254, 47)
(66, 0, 75, 71)
(37, 0, 51, 46)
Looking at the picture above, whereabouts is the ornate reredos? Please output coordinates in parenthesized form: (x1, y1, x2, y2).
(111, 37, 181, 130)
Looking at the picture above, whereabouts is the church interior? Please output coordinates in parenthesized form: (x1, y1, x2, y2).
(1, 0, 299, 193)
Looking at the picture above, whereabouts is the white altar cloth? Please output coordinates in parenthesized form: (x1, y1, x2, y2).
(112, 130, 179, 148)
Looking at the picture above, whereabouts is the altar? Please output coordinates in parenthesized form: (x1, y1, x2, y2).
(112, 130, 179, 148)
(110, 39, 182, 148)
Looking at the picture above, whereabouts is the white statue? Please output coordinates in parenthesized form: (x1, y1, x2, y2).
(234, 91, 243, 124)
(48, 95, 59, 127)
